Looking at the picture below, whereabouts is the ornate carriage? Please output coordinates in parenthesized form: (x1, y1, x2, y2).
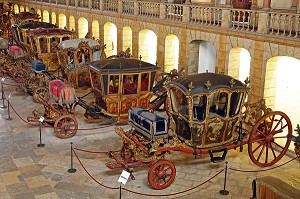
(10, 21, 57, 52)
(107, 72, 293, 189)
(55, 38, 106, 88)
(13, 11, 40, 24)
(27, 28, 75, 71)
(85, 57, 160, 122)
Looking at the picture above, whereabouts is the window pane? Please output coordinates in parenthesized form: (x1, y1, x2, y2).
(123, 74, 138, 95)
(193, 95, 207, 121)
(209, 92, 228, 118)
(109, 75, 119, 94)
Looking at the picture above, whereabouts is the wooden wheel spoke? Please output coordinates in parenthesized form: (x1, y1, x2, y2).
(263, 121, 269, 134)
(269, 143, 277, 160)
(164, 167, 171, 172)
(268, 115, 275, 134)
(256, 129, 267, 137)
(270, 116, 284, 134)
(272, 141, 285, 150)
(265, 143, 269, 163)
(253, 141, 264, 154)
(256, 144, 266, 162)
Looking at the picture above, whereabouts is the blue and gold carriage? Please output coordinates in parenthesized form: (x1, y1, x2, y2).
(108, 72, 293, 190)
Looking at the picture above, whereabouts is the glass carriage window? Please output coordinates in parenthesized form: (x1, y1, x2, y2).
(67, 51, 75, 68)
(92, 49, 100, 61)
(123, 74, 138, 95)
(90, 71, 101, 90)
(50, 37, 60, 53)
(141, 73, 149, 92)
(39, 38, 47, 53)
(229, 92, 245, 117)
(170, 87, 188, 117)
(83, 49, 90, 63)
(109, 75, 119, 94)
(209, 92, 228, 118)
(193, 95, 207, 122)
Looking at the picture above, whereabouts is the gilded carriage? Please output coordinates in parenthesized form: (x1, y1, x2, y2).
(55, 38, 106, 88)
(27, 28, 75, 71)
(13, 11, 40, 24)
(84, 57, 160, 122)
(107, 72, 293, 189)
(10, 21, 57, 52)
(27, 57, 160, 138)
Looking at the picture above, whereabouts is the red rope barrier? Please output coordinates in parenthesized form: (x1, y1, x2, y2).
(73, 147, 121, 154)
(72, 149, 119, 190)
(229, 156, 299, 172)
(73, 148, 224, 197)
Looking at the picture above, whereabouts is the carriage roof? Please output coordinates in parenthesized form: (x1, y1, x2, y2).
(12, 21, 57, 29)
(169, 73, 249, 94)
(13, 12, 40, 21)
(58, 38, 100, 50)
(26, 28, 74, 37)
(88, 58, 160, 73)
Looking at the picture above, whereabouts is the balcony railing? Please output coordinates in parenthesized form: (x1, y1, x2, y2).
(19, 0, 300, 39)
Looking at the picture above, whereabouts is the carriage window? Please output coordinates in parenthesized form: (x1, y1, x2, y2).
(39, 38, 47, 53)
(141, 73, 149, 92)
(123, 74, 138, 95)
(193, 95, 207, 122)
(109, 75, 119, 94)
(67, 51, 75, 68)
(83, 49, 90, 63)
(50, 37, 60, 53)
(229, 92, 245, 117)
(170, 87, 188, 117)
(209, 92, 228, 118)
(91, 71, 101, 90)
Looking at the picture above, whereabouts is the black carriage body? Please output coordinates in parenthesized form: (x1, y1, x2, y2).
(166, 73, 249, 149)
(88, 58, 160, 121)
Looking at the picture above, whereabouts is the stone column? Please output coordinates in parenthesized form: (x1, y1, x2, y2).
(262, 0, 271, 10)
(298, 0, 300, 13)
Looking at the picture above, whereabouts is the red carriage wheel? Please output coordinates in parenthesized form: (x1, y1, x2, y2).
(54, 115, 78, 139)
(33, 86, 50, 102)
(121, 144, 134, 162)
(248, 111, 292, 167)
(148, 160, 176, 190)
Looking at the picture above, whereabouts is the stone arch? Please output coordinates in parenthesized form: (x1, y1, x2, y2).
(228, 47, 251, 82)
(51, 12, 56, 25)
(36, 9, 42, 22)
(42, 10, 49, 23)
(138, 29, 157, 64)
(13, 4, 19, 14)
(78, 17, 88, 38)
(104, 22, 117, 56)
(92, 20, 99, 39)
(122, 26, 132, 52)
(69, 16, 75, 32)
(59, 13, 66, 29)
(164, 34, 179, 73)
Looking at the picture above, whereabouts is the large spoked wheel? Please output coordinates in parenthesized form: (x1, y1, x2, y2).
(121, 144, 134, 162)
(148, 160, 176, 190)
(54, 115, 78, 139)
(248, 111, 292, 167)
(33, 87, 49, 102)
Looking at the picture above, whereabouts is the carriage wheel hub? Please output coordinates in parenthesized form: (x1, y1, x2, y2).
(266, 135, 274, 143)
(158, 171, 167, 179)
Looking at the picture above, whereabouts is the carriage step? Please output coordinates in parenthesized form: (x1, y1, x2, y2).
(209, 148, 228, 163)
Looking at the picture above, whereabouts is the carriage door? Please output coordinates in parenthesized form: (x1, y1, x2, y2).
(169, 87, 191, 141)
(205, 92, 228, 145)
(120, 74, 138, 115)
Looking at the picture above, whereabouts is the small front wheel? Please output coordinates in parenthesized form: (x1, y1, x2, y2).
(148, 160, 176, 190)
(54, 115, 78, 139)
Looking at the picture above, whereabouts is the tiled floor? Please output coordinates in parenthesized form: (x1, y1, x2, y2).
(0, 76, 299, 199)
